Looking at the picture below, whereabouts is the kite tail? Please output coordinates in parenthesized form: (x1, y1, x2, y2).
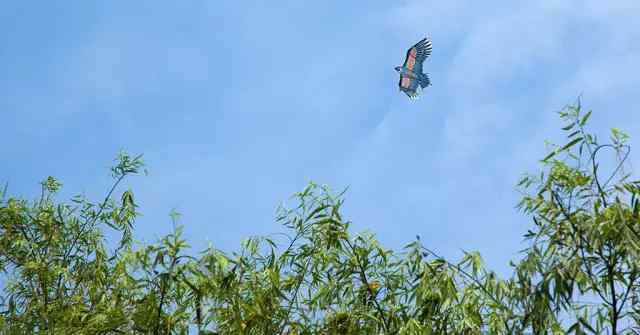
(419, 74, 431, 88)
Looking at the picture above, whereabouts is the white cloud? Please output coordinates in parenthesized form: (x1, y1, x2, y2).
(60, 30, 210, 107)
(387, 0, 640, 157)
(373, 0, 640, 269)
(387, 2, 485, 40)
(7, 0, 640, 273)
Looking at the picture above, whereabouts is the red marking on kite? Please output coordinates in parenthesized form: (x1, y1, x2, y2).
(401, 77, 411, 88)
(406, 48, 416, 71)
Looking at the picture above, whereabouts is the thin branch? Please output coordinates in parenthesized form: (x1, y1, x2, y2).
(344, 237, 390, 333)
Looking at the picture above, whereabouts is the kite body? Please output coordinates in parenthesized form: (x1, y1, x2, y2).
(395, 37, 432, 100)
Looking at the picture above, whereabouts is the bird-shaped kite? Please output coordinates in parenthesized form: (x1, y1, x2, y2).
(395, 37, 432, 100)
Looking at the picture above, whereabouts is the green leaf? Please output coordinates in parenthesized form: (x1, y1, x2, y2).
(579, 110, 592, 126)
(567, 130, 580, 138)
(542, 150, 558, 162)
(305, 204, 330, 223)
(560, 137, 583, 152)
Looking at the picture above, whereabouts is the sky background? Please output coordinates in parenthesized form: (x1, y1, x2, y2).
(2, 1, 640, 276)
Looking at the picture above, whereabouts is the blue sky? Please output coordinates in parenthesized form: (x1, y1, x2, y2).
(2, 1, 640, 276)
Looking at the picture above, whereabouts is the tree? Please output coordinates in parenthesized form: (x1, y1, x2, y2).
(0, 152, 143, 334)
(0, 101, 638, 334)
(514, 102, 640, 334)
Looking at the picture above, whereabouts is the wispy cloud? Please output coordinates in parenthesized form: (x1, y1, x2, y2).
(2, 1, 639, 274)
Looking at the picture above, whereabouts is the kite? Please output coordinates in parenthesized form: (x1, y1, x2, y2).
(395, 37, 432, 100)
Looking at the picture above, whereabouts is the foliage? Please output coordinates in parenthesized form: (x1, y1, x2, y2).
(514, 103, 640, 334)
(0, 103, 639, 334)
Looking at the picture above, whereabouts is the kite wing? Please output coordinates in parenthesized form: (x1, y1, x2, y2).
(402, 38, 432, 75)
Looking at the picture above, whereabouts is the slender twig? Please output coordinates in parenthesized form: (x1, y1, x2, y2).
(278, 257, 312, 335)
(552, 191, 611, 305)
(344, 237, 390, 333)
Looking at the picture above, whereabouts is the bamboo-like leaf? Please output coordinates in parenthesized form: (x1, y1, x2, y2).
(579, 110, 592, 126)
(561, 137, 583, 152)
